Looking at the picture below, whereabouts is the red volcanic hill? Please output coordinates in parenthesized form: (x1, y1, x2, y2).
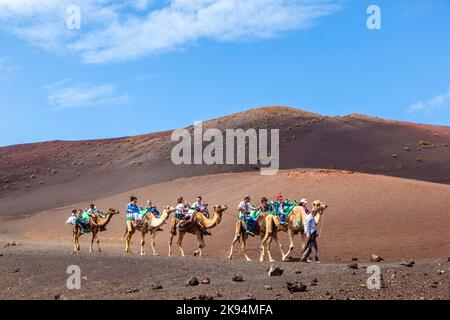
(1, 106, 450, 216)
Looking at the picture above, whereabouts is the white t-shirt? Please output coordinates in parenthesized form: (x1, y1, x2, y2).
(238, 201, 255, 214)
(176, 203, 185, 215)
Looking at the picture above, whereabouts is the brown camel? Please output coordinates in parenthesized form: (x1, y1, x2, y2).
(262, 200, 328, 261)
(123, 206, 175, 256)
(168, 205, 228, 258)
(228, 212, 284, 262)
(72, 208, 120, 254)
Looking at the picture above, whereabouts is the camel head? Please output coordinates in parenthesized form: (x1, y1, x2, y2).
(213, 204, 228, 214)
(163, 206, 176, 220)
(107, 208, 120, 215)
(311, 201, 328, 215)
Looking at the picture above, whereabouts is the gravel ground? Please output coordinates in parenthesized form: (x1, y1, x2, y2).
(0, 239, 448, 300)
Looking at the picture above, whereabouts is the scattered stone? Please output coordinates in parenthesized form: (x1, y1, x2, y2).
(151, 284, 163, 290)
(370, 254, 383, 262)
(348, 263, 358, 269)
(215, 292, 223, 298)
(197, 294, 214, 300)
(312, 277, 318, 283)
(0, 253, 3, 257)
(351, 257, 358, 261)
(232, 275, 243, 282)
(186, 276, 199, 286)
(264, 285, 273, 290)
(268, 265, 284, 277)
(294, 270, 302, 274)
(244, 294, 256, 301)
(430, 282, 438, 289)
(447, 255, 450, 262)
(400, 261, 415, 267)
(352, 271, 356, 276)
(201, 277, 211, 284)
(125, 288, 140, 294)
(4, 241, 20, 247)
(437, 270, 445, 275)
(12, 268, 20, 273)
(54, 293, 67, 300)
(287, 282, 307, 293)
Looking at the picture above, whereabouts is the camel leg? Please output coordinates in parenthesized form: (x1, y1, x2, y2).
(168, 232, 174, 256)
(76, 233, 81, 252)
(72, 228, 78, 254)
(140, 231, 146, 256)
(89, 231, 96, 252)
(266, 235, 275, 262)
(193, 231, 205, 258)
(266, 233, 283, 262)
(282, 229, 295, 261)
(125, 220, 135, 254)
(150, 232, 159, 256)
(176, 232, 186, 257)
(228, 232, 240, 260)
(272, 233, 284, 259)
(259, 234, 266, 262)
(300, 231, 306, 251)
(241, 235, 252, 261)
(125, 230, 135, 254)
(96, 232, 102, 252)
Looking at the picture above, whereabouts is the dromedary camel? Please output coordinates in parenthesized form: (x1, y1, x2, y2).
(262, 200, 328, 261)
(72, 208, 120, 254)
(168, 205, 228, 258)
(123, 206, 175, 256)
(228, 211, 284, 262)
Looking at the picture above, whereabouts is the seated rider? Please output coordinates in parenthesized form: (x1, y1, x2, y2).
(258, 197, 272, 212)
(274, 195, 293, 224)
(299, 198, 309, 213)
(203, 203, 210, 219)
(125, 196, 140, 228)
(191, 196, 207, 216)
(86, 204, 106, 230)
(77, 208, 93, 234)
(176, 196, 190, 229)
(238, 195, 256, 237)
(86, 204, 98, 218)
(146, 200, 160, 217)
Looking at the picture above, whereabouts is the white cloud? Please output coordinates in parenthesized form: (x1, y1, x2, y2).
(0, 0, 340, 64)
(0, 56, 18, 80)
(407, 87, 450, 114)
(45, 80, 128, 110)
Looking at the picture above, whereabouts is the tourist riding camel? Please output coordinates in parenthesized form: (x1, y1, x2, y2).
(262, 200, 328, 261)
(229, 197, 284, 262)
(168, 203, 228, 258)
(123, 205, 175, 256)
(69, 208, 120, 253)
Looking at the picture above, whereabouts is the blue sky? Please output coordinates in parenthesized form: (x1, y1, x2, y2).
(0, 0, 450, 146)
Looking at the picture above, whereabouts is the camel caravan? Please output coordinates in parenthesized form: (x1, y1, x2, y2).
(66, 194, 327, 262)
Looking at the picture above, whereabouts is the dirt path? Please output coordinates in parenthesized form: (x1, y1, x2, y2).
(0, 239, 448, 300)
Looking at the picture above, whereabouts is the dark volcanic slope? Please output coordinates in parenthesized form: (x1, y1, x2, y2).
(1, 106, 450, 216)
